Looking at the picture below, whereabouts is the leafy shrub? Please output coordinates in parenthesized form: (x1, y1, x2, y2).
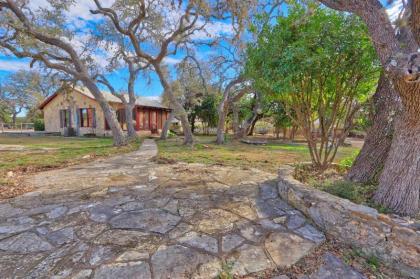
(294, 163, 384, 209)
(316, 180, 376, 204)
(168, 130, 177, 137)
(338, 151, 360, 171)
(34, 119, 45, 131)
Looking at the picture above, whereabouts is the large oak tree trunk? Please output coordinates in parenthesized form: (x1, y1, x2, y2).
(235, 93, 262, 139)
(232, 103, 239, 136)
(11, 113, 17, 126)
(160, 111, 174, 140)
(125, 61, 139, 140)
(82, 79, 127, 146)
(216, 77, 245, 144)
(216, 111, 227, 144)
(374, 0, 419, 215)
(178, 112, 194, 145)
(189, 113, 196, 134)
(154, 65, 194, 145)
(317, 0, 420, 216)
(347, 74, 400, 183)
(124, 102, 137, 139)
(247, 116, 260, 136)
(373, 113, 420, 216)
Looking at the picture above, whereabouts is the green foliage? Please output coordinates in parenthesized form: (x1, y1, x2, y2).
(338, 151, 360, 171)
(34, 119, 45, 131)
(366, 255, 380, 271)
(167, 130, 177, 138)
(308, 172, 392, 213)
(0, 70, 60, 122)
(270, 101, 292, 134)
(343, 248, 389, 278)
(316, 180, 376, 204)
(195, 94, 218, 128)
(246, 3, 380, 168)
(249, 4, 379, 99)
(217, 261, 234, 279)
(366, 201, 393, 214)
(0, 103, 11, 123)
(353, 103, 373, 131)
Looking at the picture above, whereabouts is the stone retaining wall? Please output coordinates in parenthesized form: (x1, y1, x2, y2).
(277, 166, 420, 278)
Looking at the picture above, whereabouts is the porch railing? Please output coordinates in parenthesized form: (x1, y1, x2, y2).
(0, 122, 34, 133)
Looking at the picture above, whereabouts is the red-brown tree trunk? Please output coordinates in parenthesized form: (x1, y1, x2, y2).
(347, 74, 400, 183)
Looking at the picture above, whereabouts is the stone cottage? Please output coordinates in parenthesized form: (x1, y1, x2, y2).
(39, 86, 171, 136)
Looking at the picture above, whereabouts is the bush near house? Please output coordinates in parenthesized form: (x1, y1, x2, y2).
(34, 119, 45, 131)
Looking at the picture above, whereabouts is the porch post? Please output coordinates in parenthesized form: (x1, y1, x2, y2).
(135, 107, 140, 131)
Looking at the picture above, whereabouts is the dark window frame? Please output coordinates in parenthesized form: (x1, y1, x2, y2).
(79, 108, 96, 128)
(59, 109, 71, 128)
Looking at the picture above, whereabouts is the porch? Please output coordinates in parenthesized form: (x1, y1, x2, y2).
(113, 106, 171, 134)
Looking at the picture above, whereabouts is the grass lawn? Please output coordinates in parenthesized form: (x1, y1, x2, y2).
(156, 135, 360, 174)
(0, 135, 141, 185)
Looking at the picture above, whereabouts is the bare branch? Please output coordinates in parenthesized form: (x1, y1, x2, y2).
(0, 41, 80, 77)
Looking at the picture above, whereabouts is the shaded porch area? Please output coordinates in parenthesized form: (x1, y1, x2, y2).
(108, 106, 171, 134)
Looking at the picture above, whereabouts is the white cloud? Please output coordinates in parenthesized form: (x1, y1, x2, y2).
(163, 56, 182, 65)
(191, 21, 234, 40)
(0, 60, 30, 72)
(144, 96, 161, 101)
(28, 0, 116, 27)
(386, 0, 403, 22)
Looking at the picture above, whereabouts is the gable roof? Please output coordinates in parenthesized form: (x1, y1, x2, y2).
(39, 86, 169, 110)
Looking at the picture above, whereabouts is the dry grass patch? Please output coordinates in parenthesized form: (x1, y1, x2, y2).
(156, 136, 360, 174)
(0, 135, 141, 199)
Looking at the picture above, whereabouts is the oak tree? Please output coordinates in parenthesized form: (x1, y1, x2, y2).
(316, 0, 420, 216)
(0, 0, 127, 145)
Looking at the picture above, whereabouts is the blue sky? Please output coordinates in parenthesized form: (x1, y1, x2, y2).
(0, 0, 402, 100)
(0, 0, 235, 99)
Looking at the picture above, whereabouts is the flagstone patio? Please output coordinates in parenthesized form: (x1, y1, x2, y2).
(0, 139, 329, 278)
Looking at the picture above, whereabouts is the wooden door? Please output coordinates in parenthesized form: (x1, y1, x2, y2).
(144, 109, 149, 130)
(150, 110, 157, 131)
(135, 108, 140, 131)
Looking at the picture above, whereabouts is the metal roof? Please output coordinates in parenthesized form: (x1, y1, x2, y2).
(39, 86, 170, 110)
(75, 87, 169, 109)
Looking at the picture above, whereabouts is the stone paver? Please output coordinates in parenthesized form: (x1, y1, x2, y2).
(265, 232, 317, 268)
(0, 139, 331, 278)
(304, 252, 367, 279)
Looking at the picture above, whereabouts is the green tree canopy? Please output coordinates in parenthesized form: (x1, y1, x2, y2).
(246, 3, 380, 169)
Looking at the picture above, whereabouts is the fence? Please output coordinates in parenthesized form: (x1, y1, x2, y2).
(0, 122, 34, 133)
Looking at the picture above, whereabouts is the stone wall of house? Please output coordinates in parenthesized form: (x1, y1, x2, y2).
(43, 89, 115, 136)
(277, 166, 420, 279)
